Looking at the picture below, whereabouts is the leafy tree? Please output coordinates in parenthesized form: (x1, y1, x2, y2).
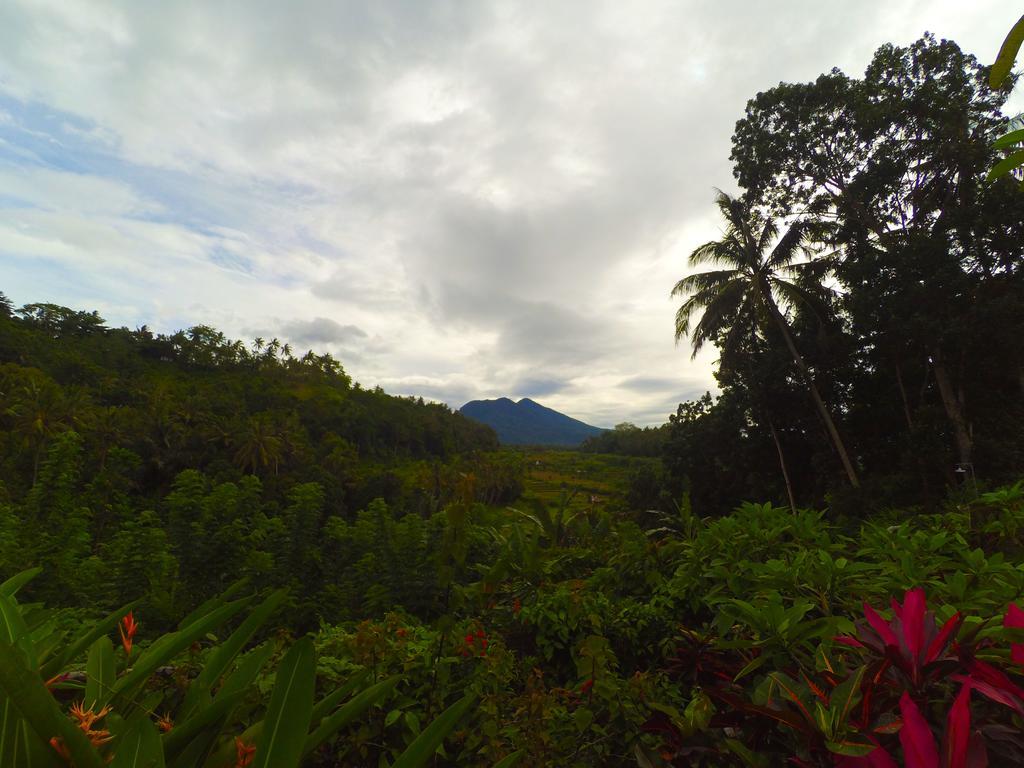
(232, 413, 286, 475)
(731, 35, 1020, 471)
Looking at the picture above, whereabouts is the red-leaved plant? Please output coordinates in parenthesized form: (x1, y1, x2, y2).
(653, 591, 1024, 766)
(828, 589, 1024, 767)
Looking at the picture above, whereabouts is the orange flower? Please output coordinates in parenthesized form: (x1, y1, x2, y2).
(45, 672, 69, 692)
(156, 712, 174, 733)
(50, 736, 70, 762)
(235, 737, 257, 767)
(119, 611, 139, 656)
(68, 701, 113, 748)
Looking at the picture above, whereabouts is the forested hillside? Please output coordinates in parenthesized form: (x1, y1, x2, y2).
(0, 297, 510, 624)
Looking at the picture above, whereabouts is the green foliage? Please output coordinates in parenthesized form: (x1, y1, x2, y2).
(990, 13, 1024, 88)
(0, 574, 476, 768)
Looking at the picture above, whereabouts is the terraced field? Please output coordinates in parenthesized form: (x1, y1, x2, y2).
(510, 448, 658, 516)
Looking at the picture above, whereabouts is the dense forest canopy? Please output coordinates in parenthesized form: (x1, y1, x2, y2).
(657, 35, 1024, 515)
(0, 297, 514, 623)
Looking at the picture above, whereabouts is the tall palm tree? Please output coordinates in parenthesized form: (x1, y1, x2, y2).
(231, 414, 284, 475)
(672, 191, 859, 488)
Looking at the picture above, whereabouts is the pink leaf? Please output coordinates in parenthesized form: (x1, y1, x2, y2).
(864, 602, 900, 648)
(864, 746, 899, 768)
(967, 659, 1024, 701)
(901, 588, 926, 662)
(953, 664, 1024, 718)
(899, 691, 939, 768)
(1003, 603, 1024, 629)
(1003, 604, 1024, 665)
(967, 729, 989, 768)
(944, 684, 971, 768)
(924, 612, 961, 664)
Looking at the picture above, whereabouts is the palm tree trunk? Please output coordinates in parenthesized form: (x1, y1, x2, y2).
(767, 416, 798, 512)
(931, 350, 973, 466)
(894, 354, 915, 431)
(762, 291, 860, 488)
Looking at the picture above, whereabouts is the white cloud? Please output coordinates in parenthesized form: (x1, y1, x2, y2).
(0, 0, 1014, 425)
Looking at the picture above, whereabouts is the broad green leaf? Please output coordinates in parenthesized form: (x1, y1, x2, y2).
(177, 578, 250, 630)
(573, 707, 593, 731)
(993, 128, 1024, 149)
(987, 149, 1024, 182)
(813, 700, 833, 739)
(216, 641, 276, 701)
(733, 654, 766, 681)
(202, 722, 260, 768)
(0, 640, 105, 768)
(0, 568, 42, 598)
(826, 739, 877, 757)
(0, 594, 33, 663)
(84, 636, 115, 710)
(723, 737, 767, 767)
(991, 14, 1024, 88)
(390, 693, 475, 768)
(111, 717, 164, 768)
(167, 650, 261, 768)
(41, 601, 137, 679)
(828, 666, 865, 727)
(181, 589, 286, 717)
(252, 638, 315, 768)
(162, 691, 245, 764)
(110, 599, 252, 708)
(492, 750, 524, 768)
(302, 676, 400, 758)
(309, 670, 370, 725)
(0, 688, 63, 768)
(634, 744, 657, 768)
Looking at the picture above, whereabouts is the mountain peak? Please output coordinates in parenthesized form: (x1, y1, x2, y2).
(459, 398, 605, 446)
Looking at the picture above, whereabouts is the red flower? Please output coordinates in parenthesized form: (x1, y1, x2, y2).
(513, 598, 522, 615)
(235, 737, 256, 767)
(119, 611, 139, 657)
(49, 736, 70, 762)
(580, 678, 594, 695)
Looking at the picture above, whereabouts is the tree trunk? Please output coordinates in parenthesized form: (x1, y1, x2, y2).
(932, 350, 973, 466)
(762, 288, 860, 488)
(768, 416, 798, 513)
(894, 354, 914, 431)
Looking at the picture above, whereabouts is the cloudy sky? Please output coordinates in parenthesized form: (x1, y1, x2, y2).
(0, 1, 1015, 426)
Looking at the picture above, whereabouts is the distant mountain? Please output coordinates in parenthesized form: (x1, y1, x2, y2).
(459, 397, 606, 446)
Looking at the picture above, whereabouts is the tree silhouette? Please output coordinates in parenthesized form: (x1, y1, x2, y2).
(672, 191, 859, 487)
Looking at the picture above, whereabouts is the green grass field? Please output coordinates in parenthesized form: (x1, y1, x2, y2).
(506, 447, 656, 515)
